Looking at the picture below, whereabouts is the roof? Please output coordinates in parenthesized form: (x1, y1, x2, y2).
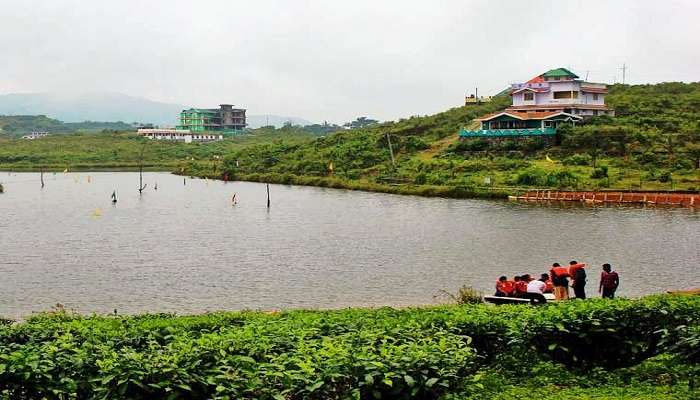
(527, 75, 545, 83)
(506, 104, 611, 111)
(511, 87, 549, 94)
(477, 111, 582, 122)
(542, 67, 579, 79)
(181, 108, 219, 114)
(580, 87, 608, 94)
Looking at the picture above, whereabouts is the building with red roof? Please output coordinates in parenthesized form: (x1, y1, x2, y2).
(460, 68, 613, 141)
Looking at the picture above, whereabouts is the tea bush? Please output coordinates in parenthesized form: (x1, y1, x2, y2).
(0, 295, 697, 399)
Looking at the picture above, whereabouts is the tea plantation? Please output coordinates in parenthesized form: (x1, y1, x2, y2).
(0, 295, 698, 399)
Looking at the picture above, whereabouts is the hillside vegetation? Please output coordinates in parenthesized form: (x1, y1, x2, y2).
(0, 126, 317, 170)
(203, 82, 699, 194)
(2, 82, 699, 195)
(0, 115, 132, 136)
(0, 295, 698, 399)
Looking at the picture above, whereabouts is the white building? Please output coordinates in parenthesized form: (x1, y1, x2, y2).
(21, 132, 49, 140)
(137, 128, 223, 143)
(508, 67, 614, 117)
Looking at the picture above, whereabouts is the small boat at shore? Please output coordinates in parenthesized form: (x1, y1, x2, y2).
(484, 293, 556, 305)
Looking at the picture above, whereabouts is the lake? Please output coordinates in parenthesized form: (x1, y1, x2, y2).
(1, 172, 698, 318)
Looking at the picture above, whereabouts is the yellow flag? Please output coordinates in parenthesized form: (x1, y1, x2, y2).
(328, 161, 334, 173)
(546, 155, 554, 163)
(63, 168, 69, 173)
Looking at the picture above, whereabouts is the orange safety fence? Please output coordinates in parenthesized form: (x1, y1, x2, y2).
(517, 191, 698, 207)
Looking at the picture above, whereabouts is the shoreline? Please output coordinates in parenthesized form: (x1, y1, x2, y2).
(3, 167, 698, 202)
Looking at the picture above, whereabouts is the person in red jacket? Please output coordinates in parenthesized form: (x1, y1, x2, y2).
(514, 276, 528, 298)
(549, 263, 570, 300)
(495, 276, 515, 297)
(599, 263, 620, 298)
(569, 261, 587, 299)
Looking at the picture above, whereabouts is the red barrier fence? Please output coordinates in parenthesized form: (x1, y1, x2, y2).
(512, 190, 698, 207)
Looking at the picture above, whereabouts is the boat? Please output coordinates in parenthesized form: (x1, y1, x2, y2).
(484, 293, 556, 305)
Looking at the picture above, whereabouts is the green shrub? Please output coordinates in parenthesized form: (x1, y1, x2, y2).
(0, 295, 698, 398)
(563, 154, 592, 166)
(590, 165, 609, 179)
(658, 170, 672, 183)
(515, 167, 547, 186)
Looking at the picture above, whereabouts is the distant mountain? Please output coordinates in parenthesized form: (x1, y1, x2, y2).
(0, 92, 184, 125)
(246, 115, 314, 129)
(0, 92, 314, 128)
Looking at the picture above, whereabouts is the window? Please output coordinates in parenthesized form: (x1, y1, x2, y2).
(593, 93, 599, 101)
(553, 91, 579, 99)
(524, 92, 534, 101)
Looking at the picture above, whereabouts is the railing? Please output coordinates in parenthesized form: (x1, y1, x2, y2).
(459, 128, 556, 138)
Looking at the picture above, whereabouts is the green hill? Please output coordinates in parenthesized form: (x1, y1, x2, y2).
(0, 115, 132, 137)
(2, 82, 699, 194)
(204, 82, 699, 194)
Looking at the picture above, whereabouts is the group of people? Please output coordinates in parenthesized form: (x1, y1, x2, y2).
(495, 261, 620, 304)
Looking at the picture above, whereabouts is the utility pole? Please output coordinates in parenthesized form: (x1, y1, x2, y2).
(585, 70, 590, 81)
(386, 132, 396, 168)
(619, 63, 627, 84)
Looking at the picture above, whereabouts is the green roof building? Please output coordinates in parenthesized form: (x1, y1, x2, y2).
(177, 104, 246, 132)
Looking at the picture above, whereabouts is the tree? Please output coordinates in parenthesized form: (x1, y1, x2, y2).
(343, 117, 379, 130)
(683, 143, 700, 169)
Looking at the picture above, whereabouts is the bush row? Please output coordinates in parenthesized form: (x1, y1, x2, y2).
(0, 295, 698, 399)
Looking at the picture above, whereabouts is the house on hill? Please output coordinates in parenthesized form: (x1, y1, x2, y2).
(460, 68, 613, 141)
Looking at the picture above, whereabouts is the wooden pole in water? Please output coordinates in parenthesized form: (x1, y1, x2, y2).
(138, 142, 147, 194)
(266, 184, 270, 208)
(40, 167, 45, 189)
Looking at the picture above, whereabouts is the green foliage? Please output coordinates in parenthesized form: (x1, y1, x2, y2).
(0, 115, 132, 136)
(590, 165, 609, 179)
(437, 286, 483, 305)
(563, 153, 592, 166)
(2, 83, 699, 194)
(0, 296, 698, 399)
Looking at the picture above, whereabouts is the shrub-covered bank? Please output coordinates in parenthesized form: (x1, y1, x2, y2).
(0, 295, 698, 399)
(186, 170, 514, 200)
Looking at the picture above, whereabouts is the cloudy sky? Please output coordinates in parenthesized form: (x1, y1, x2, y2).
(1, 0, 699, 123)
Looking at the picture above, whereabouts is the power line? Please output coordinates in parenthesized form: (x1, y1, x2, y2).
(619, 63, 627, 84)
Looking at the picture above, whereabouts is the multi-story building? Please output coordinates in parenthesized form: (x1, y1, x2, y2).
(177, 104, 246, 132)
(460, 68, 613, 141)
(508, 67, 613, 117)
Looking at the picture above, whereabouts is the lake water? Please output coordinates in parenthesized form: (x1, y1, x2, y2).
(0, 172, 698, 318)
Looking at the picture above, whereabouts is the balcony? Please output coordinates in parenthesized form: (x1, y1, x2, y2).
(459, 128, 556, 138)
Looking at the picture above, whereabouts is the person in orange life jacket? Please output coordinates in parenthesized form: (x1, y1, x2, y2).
(524, 273, 549, 305)
(599, 263, 620, 299)
(544, 275, 554, 293)
(550, 262, 570, 300)
(514, 276, 528, 298)
(495, 276, 515, 297)
(569, 261, 587, 299)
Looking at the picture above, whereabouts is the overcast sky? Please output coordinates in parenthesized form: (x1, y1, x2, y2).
(1, 0, 699, 123)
